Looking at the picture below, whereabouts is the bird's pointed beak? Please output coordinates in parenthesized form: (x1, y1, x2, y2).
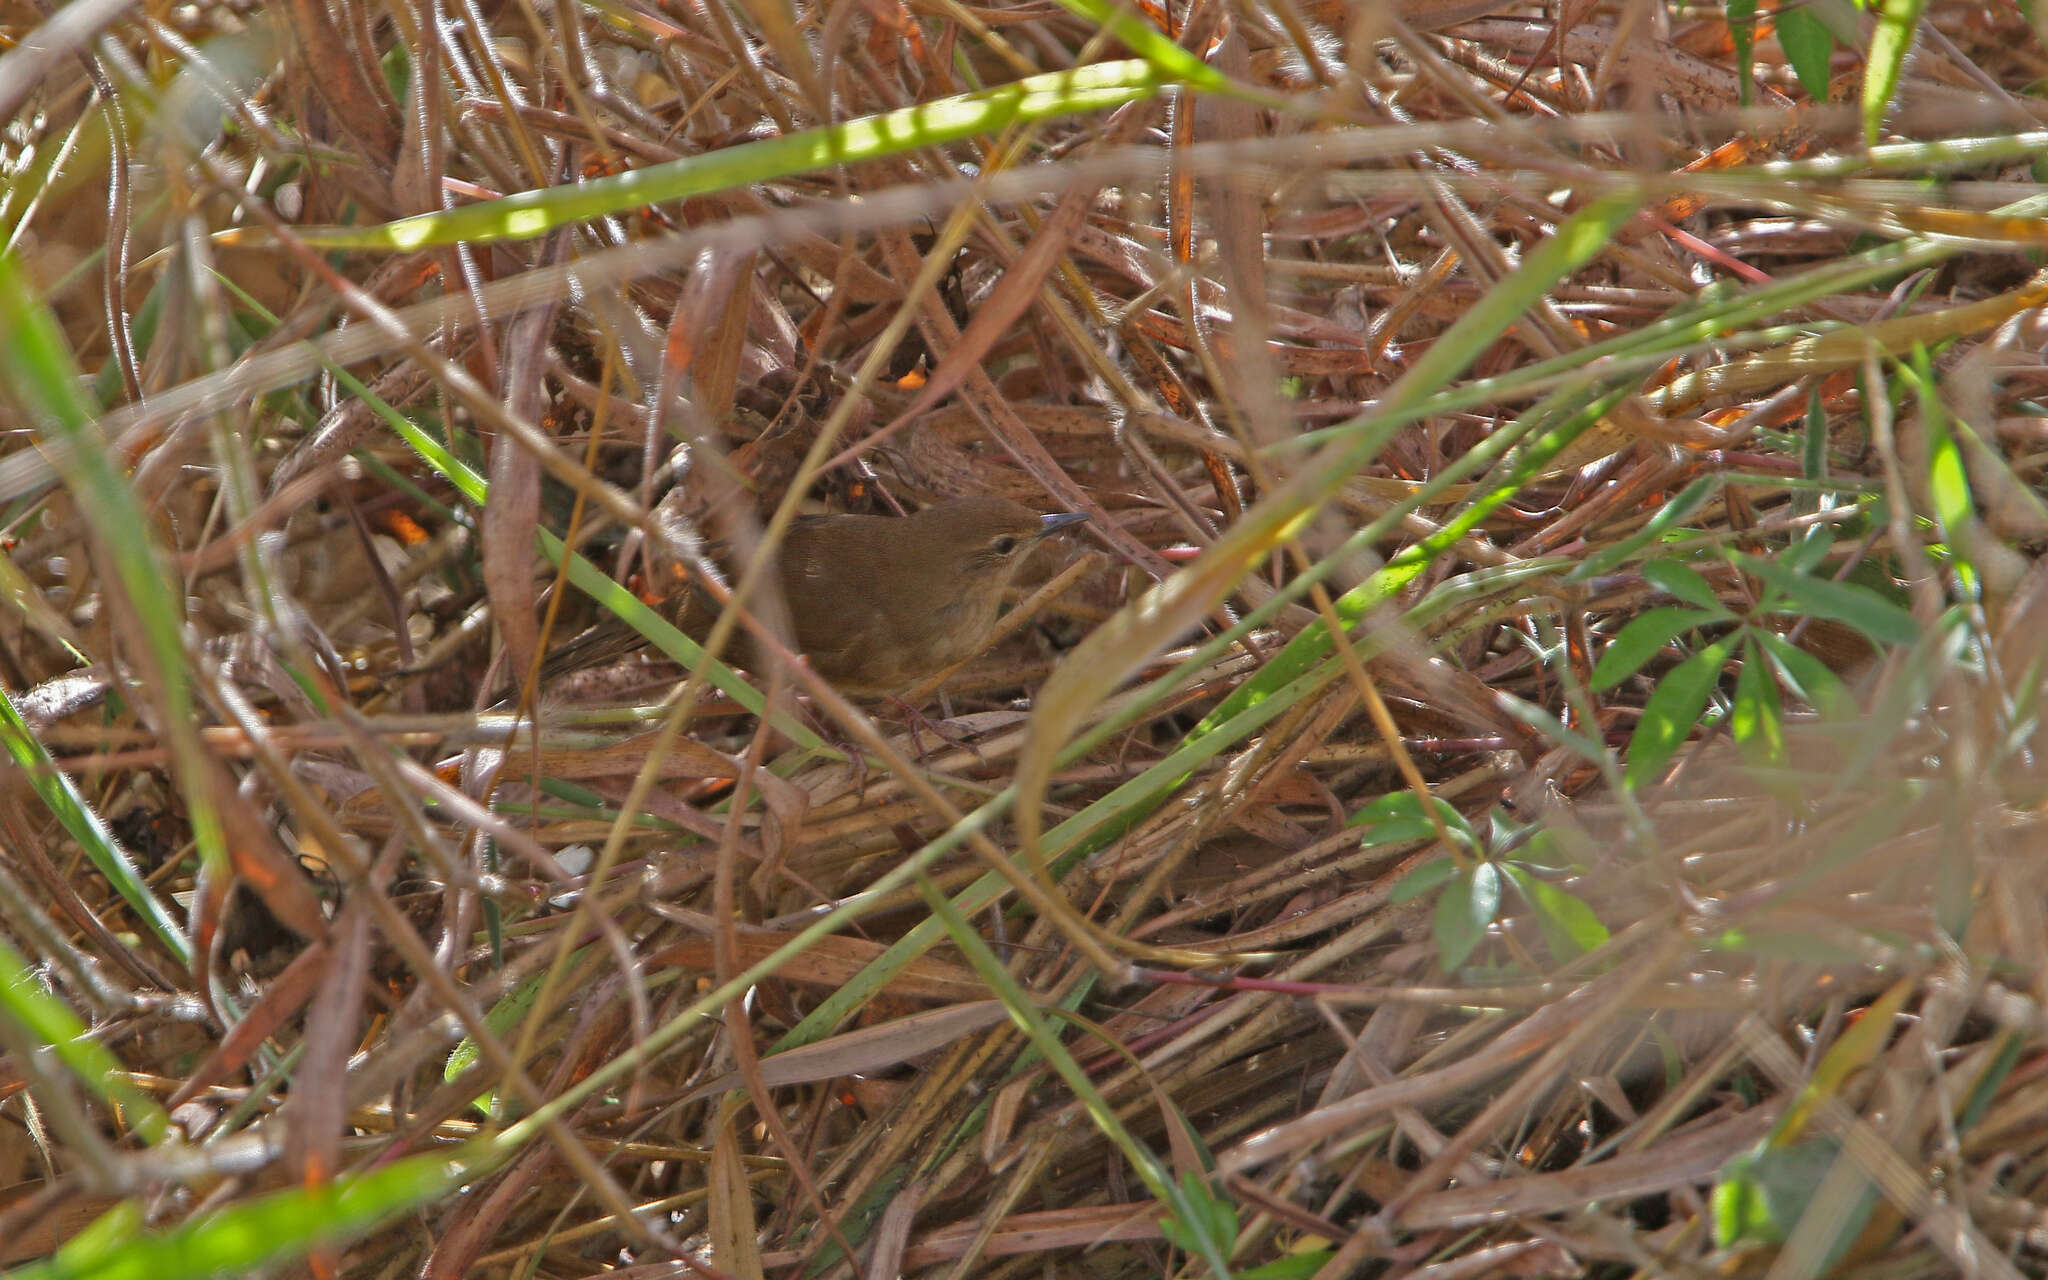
(1036, 512, 1090, 538)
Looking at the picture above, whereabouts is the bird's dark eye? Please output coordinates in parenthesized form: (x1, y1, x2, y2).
(990, 535, 1019, 555)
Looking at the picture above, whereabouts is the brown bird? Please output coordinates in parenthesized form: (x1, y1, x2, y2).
(546, 497, 1089, 697)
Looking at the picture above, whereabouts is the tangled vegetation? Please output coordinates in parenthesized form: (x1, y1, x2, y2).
(3, 0, 2048, 1276)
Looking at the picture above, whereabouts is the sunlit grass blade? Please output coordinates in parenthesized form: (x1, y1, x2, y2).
(1863, 0, 1930, 146)
(1048, 0, 1244, 97)
(264, 61, 1177, 250)
(915, 875, 1241, 1276)
(0, 1148, 464, 1280)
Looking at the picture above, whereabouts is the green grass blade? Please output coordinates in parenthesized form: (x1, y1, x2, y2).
(1863, 0, 1931, 146)
(1, 1148, 463, 1280)
(282, 60, 1177, 250)
(321, 360, 819, 746)
(0, 252, 231, 895)
(0, 936, 170, 1145)
(0, 688, 191, 964)
(1049, 0, 1243, 96)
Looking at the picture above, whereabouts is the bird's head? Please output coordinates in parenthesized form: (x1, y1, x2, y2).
(897, 498, 1090, 601)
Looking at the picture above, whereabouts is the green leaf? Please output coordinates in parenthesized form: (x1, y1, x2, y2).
(1776, 4, 1837, 101)
(1735, 553, 1919, 647)
(1753, 630, 1853, 716)
(1802, 381, 1829, 483)
(1494, 691, 1612, 767)
(1714, 1145, 1785, 1248)
(1783, 523, 1836, 576)
(1239, 1251, 1338, 1280)
(1512, 827, 1573, 871)
(1731, 642, 1787, 768)
(1641, 559, 1725, 612)
(1863, 0, 1931, 146)
(1712, 1137, 1875, 1257)
(1570, 474, 1721, 579)
(1504, 865, 1610, 961)
(1915, 348, 1976, 587)
(1591, 606, 1709, 690)
(1433, 863, 1500, 970)
(1348, 791, 1476, 851)
(1390, 856, 1459, 904)
(1956, 1030, 2024, 1136)
(446, 964, 557, 1116)
(1163, 1171, 1239, 1258)
(1625, 637, 1735, 788)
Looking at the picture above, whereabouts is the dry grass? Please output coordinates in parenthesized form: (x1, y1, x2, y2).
(3, 1, 2048, 1276)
